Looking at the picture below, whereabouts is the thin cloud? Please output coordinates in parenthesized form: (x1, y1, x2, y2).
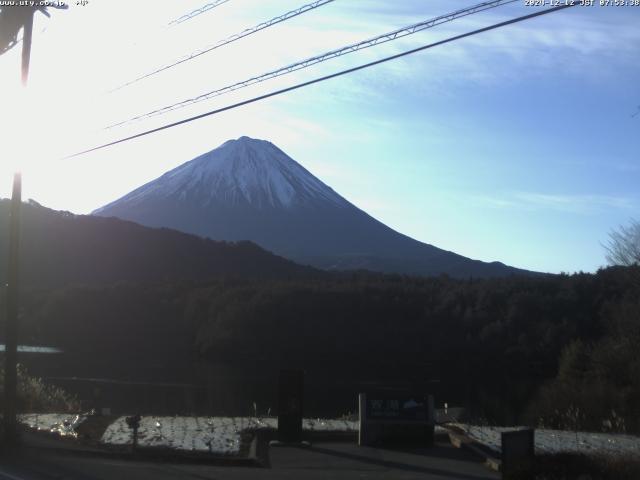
(309, 4, 640, 92)
(474, 192, 638, 214)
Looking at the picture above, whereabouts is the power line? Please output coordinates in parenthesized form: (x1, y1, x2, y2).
(112, 0, 335, 93)
(107, 0, 519, 129)
(168, 0, 231, 26)
(66, 4, 577, 160)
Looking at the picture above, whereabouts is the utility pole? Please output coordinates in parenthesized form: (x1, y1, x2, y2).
(20, 7, 33, 86)
(4, 173, 21, 446)
(1, 2, 65, 446)
(3, 5, 33, 446)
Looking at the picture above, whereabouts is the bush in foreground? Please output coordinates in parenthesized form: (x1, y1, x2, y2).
(0, 363, 80, 413)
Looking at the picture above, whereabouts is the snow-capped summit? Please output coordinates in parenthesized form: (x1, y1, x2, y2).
(94, 137, 530, 277)
(95, 136, 346, 213)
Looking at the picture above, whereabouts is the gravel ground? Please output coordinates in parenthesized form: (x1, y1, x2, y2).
(101, 416, 359, 454)
(454, 423, 640, 457)
(19, 414, 358, 455)
(19, 413, 87, 438)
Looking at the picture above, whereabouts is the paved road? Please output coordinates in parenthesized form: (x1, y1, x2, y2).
(0, 435, 498, 480)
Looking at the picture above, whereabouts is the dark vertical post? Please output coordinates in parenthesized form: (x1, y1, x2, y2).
(502, 428, 535, 480)
(4, 172, 22, 445)
(125, 414, 141, 452)
(4, 5, 34, 445)
(358, 393, 368, 446)
(21, 8, 34, 86)
(277, 370, 303, 443)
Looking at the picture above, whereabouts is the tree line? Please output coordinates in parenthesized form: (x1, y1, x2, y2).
(9, 264, 639, 431)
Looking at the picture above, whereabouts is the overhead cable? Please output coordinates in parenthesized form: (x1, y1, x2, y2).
(168, 0, 231, 26)
(113, 0, 335, 92)
(108, 0, 519, 128)
(65, 4, 577, 159)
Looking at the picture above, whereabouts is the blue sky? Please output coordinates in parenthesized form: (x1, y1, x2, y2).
(0, 0, 638, 273)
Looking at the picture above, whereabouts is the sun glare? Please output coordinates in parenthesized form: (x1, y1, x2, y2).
(0, 78, 74, 202)
(0, 84, 31, 173)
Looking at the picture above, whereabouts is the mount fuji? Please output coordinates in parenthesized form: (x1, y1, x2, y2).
(93, 136, 529, 277)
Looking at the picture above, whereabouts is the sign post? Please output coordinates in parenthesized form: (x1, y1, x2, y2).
(359, 392, 435, 447)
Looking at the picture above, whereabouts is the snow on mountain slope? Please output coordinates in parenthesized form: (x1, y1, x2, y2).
(95, 136, 346, 213)
(94, 136, 532, 278)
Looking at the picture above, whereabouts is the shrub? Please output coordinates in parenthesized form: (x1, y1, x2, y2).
(0, 363, 80, 413)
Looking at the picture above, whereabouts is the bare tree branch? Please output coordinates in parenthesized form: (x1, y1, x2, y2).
(604, 219, 640, 267)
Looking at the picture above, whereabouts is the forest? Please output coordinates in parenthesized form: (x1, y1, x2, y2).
(10, 264, 640, 432)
